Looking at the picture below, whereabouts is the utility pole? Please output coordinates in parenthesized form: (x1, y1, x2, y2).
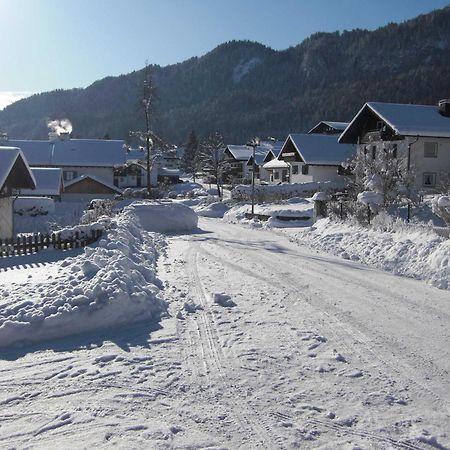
(247, 137, 260, 217)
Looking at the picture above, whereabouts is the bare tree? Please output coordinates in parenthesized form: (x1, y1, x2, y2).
(130, 63, 173, 195)
(198, 132, 228, 198)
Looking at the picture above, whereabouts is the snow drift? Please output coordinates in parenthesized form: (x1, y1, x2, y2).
(128, 201, 198, 233)
(195, 201, 229, 218)
(0, 206, 168, 348)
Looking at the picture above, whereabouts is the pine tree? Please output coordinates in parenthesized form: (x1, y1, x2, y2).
(181, 129, 199, 181)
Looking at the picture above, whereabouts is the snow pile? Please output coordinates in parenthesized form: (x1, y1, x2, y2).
(231, 181, 344, 201)
(167, 182, 207, 198)
(287, 218, 450, 290)
(432, 195, 450, 226)
(357, 191, 384, 211)
(195, 201, 229, 218)
(14, 197, 55, 216)
(126, 201, 198, 233)
(0, 207, 167, 347)
(224, 199, 314, 228)
(57, 219, 108, 240)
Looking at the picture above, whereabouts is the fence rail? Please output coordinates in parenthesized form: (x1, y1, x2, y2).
(0, 229, 103, 257)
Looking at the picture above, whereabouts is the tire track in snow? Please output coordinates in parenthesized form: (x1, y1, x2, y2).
(184, 244, 285, 449)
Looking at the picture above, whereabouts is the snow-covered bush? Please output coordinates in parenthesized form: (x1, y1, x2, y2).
(80, 199, 116, 224)
(432, 195, 450, 226)
(14, 197, 55, 216)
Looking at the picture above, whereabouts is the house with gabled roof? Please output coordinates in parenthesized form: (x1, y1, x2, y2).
(0, 147, 36, 239)
(0, 133, 126, 187)
(308, 121, 350, 135)
(339, 100, 450, 190)
(62, 174, 122, 202)
(275, 134, 355, 184)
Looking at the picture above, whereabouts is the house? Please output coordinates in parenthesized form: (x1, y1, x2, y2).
(308, 121, 350, 135)
(20, 167, 63, 200)
(62, 174, 122, 202)
(224, 140, 283, 184)
(338, 100, 450, 190)
(0, 133, 126, 186)
(245, 141, 284, 183)
(0, 147, 36, 239)
(267, 134, 355, 184)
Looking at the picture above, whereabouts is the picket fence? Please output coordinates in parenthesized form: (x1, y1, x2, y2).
(0, 229, 103, 257)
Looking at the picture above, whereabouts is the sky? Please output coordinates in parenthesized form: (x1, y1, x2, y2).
(0, 0, 449, 108)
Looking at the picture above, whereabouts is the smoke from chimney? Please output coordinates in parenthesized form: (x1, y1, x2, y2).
(47, 118, 73, 135)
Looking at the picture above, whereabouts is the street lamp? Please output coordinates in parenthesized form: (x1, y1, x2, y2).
(246, 137, 260, 217)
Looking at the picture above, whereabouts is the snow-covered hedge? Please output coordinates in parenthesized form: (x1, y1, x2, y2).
(14, 197, 55, 216)
(0, 206, 167, 347)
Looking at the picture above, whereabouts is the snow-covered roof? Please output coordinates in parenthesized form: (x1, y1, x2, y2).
(225, 145, 253, 161)
(5, 138, 126, 167)
(20, 168, 63, 196)
(339, 102, 450, 142)
(308, 121, 350, 134)
(0, 147, 36, 191)
(126, 148, 146, 162)
(158, 167, 180, 177)
(64, 174, 122, 193)
(283, 134, 355, 165)
(262, 158, 289, 169)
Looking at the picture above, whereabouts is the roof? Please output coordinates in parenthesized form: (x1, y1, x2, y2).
(20, 168, 63, 196)
(225, 145, 252, 161)
(158, 167, 180, 177)
(3, 138, 126, 167)
(126, 148, 146, 162)
(64, 174, 122, 193)
(283, 134, 355, 165)
(0, 147, 36, 191)
(308, 121, 350, 134)
(262, 158, 289, 169)
(339, 102, 450, 143)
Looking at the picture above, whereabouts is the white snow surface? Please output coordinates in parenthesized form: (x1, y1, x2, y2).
(194, 201, 229, 218)
(14, 196, 55, 215)
(0, 207, 166, 347)
(285, 217, 450, 290)
(127, 201, 198, 233)
(0, 217, 449, 448)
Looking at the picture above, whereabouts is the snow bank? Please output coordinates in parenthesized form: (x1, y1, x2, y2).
(195, 201, 229, 218)
(0, 208, 167, 348)
(224, 199, 313, 228)
(287, 218, 450, 290)
(126, 202, 198, 233)
(231, 181, 344, 201)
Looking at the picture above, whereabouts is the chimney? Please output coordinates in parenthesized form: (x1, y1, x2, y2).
(438, 99, 450, 117)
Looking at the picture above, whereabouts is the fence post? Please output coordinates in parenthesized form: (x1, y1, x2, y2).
(367, 205, 371, 225)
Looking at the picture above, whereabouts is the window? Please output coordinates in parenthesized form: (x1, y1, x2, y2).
(424, 142, 438, 158)
(292, 165, 299, 175)
(301, 164, 309, 175)
(63, 170, 77, 181)
(423, 172, 436, 187)
(274, 171, 279, 180)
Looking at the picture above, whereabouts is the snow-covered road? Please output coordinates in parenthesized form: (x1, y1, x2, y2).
(0, 217, 449, 448)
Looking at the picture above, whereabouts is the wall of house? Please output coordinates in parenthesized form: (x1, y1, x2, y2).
(0, 197, 14, 240)
(357, 136, 450, 191)
(289, 163, 340, 183)
(62, 166, 113, 184)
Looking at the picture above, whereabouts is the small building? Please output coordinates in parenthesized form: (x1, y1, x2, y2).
(262, 158, 290, 183)
(308, 121, 350, 135)
(276, 134, 355, 183)
(0, 147, 36, 239)
(62, 174, 122, 202)
(339, 100, 450, 190)
(20, 167, 63, 200)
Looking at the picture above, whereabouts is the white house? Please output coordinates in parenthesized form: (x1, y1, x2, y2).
(273, 134, 355, 183)
(0, 147, 36, 239)
(0, 133, 126, 187)
(339, 100, 450, 191)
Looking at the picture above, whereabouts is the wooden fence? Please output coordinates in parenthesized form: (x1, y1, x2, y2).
(0, 229, 103, 257)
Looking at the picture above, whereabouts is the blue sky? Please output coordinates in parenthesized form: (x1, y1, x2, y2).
(0, 0, 449, 99)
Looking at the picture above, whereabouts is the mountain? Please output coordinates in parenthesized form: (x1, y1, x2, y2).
(1, 6, 450, 144)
